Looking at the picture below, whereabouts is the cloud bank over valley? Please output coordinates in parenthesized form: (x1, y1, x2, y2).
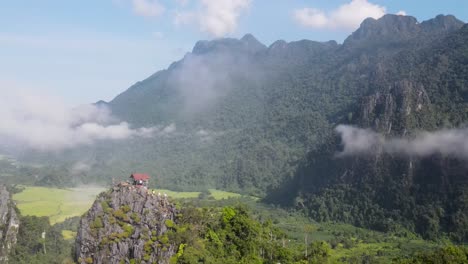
(0, 89, 173, 151)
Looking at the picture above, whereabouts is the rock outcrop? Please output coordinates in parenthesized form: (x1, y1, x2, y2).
(0, 185, 19, 264)
(343, 14, 464, 48)
(75, 186, 177, 264)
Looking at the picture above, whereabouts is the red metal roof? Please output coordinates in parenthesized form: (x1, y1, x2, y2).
(130, 173, 150, 181)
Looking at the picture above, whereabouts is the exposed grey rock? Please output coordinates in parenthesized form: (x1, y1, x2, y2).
(358, 80, 431, 135)
(0, 185, 19, 264)
(75, 186, 177, 264)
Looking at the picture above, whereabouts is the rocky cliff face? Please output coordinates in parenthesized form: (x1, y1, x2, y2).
(75, 185, 177, 264)
(0, 185, 19, 264)
(358, 80, 432, 134)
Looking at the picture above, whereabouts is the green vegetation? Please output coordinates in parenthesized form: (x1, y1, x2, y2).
(151, 189, 251, 200)
(165, 203, 468, 263)
(396, 245, 468, 263)
(8, 185, 468, 263)
(61, 230, 76, 240)
(169, 205, 305, 263)
(185, 196, 455, 263)
(208, 189, 243, 200)
(91, 216, 104, 229)
(2, 14, 468, 263)
(153, 189, 201, 199)
(10, 215, 74, 264)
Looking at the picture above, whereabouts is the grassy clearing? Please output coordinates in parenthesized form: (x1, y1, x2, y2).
(152, 189, 202, 199)
(208, 189, 242, 200)
(13, 186, 105, 224)
(61, 230, 77, 240)
(152, 188, 251, 200)
(328, 239, 440, 263)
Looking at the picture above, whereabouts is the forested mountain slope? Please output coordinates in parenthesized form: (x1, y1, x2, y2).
(19, 14, 468, 240)
(103, 14, 466, 192)
(268, 16, 468, 241)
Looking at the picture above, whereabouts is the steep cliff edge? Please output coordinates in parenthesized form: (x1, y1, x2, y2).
(0, 185, 19, 264)
(75, 185, 177, 264)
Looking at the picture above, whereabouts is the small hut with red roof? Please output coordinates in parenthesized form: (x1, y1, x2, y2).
(130, 173, 150, 187)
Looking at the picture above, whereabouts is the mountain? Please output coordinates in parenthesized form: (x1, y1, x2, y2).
(0, 186, 18, 264)
(267, 17, 468, 241)
(102, 14, 465, 191)
(74, 185, 317, 263)
(18, 14, 468, 240)
(75, 185, 177, 263)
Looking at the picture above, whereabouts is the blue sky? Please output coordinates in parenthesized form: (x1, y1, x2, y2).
(1, 0, 467, 105)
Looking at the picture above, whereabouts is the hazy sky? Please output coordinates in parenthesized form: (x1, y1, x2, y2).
(1, 0, 467, 105)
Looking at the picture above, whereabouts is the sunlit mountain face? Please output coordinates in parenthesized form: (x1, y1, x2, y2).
(1, 1, 468, 262)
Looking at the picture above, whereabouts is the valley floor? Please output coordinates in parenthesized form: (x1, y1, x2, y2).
(11, 185, 461, 263)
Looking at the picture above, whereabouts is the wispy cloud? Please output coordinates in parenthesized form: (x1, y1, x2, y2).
(168, 48, 256, 113)
(174, 0, 252, 37)
(0, 85, 159, 151)
(336, 125, 468, 159)
(196, 129, 223, 142)
(71, 161, 91, 175)
(293, 0, 386, 30)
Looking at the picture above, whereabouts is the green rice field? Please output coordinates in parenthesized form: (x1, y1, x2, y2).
(152, 189, 201, 199)
(13, 186, 105, 224)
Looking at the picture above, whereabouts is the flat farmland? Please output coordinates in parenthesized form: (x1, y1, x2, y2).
(13, 186, 105, 224)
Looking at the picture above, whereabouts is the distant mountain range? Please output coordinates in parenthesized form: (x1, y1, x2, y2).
(23, 14, 468, 241)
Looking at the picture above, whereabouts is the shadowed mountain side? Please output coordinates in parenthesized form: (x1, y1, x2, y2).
(266, 21, 468, 241)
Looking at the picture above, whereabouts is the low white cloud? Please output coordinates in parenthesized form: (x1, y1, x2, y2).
(336, 125, 468, 159)
(71, 161, 91, 175)
(293, 8, 328, 29)
(335, 125, 382, 155)
(132, 0, 165, 17)
(174, 0, 251, 37)
(169, 51, 243, 113)
(0, 88, 157, 151)
(196, 129, 210, 136)
(196, 129, 223, 142)
(199, 0, 251, 36)
(293, 0, 386, 30)
(161, 123, 176, 134)
(396, 10, 407, 16)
